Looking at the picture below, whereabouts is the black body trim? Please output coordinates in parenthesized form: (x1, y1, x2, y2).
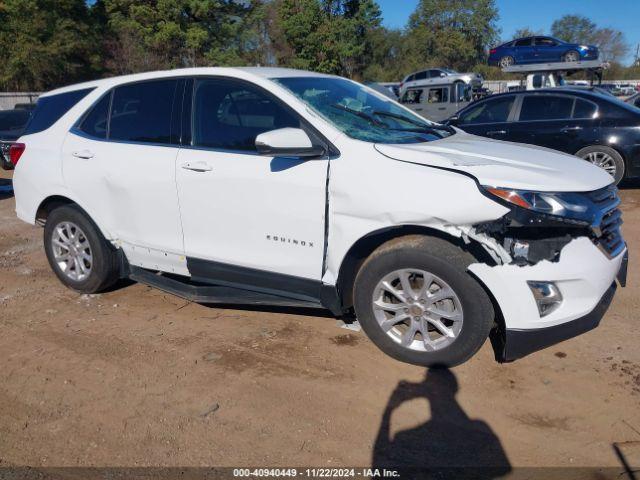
(498, 282, 616, 362)
(129, 266, 325, 309)
(186, 257, 343, 315)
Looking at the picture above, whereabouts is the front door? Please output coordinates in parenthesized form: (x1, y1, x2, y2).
(175, 77, 329, 297)
(62, 78, 187, 274)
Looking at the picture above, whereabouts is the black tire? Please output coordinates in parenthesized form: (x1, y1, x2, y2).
(44, 204, 120, 293)
(576, 145, 625, 185)
(563, 50, 580, 62)
(353, 235, 494, 367)
(499, 56, 514, 68)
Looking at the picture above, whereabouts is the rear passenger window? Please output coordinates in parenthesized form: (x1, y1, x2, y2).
(573, 99, 597, 119)
(520, 95, 574, 121)
(401, 89, 424, 104)
(427, 88, 448, 103)
(192, 79, 300, 151)
(24, 88, 94, 135)
(459, 96, 515, 124)
(78, 93, 111, 139)
(515, 38, 532, 47)
(109, 79, 179, 144)
(414, 71, 428, 81)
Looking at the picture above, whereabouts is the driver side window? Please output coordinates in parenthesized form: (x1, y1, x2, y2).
(459, 96, 515, 125)
(192, 79, 300, 151)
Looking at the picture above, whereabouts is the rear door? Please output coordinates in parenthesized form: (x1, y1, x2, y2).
(63, 78, 187, 274)
(514, 38, 534, 63)
(455, 95, 518, 140)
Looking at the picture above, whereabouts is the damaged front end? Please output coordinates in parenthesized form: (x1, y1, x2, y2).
(475, 183, 624, 267)
(465, 183, 626, 362)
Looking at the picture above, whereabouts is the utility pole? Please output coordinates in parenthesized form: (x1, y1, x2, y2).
(635, 43, 640, 67)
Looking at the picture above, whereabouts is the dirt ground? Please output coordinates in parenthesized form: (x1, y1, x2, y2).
(1, 167, 639, 473)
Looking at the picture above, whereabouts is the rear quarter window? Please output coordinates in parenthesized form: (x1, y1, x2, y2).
(24, 88, 94, 135)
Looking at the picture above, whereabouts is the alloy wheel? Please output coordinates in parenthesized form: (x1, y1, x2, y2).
(499, 56, 514, 68)
(51, 221, 93, 281)
(371, 269, 464, 352)
(565, 51, 579, 62)
(584, 151, 617, 177)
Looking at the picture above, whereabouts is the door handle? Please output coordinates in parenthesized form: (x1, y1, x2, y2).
(181, 161, 212, 172)
(561, 126, 582, 133)
(414, 108, 423, 111)
(486, 130, 507, 136)
(438, 107, 446, 111)
(72, 150, 94, 159)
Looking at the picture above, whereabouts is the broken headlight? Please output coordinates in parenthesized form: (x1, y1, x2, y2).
(483, 186, 594, 226)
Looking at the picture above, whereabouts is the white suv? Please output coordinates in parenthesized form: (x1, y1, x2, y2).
(12, 67, 627, 367)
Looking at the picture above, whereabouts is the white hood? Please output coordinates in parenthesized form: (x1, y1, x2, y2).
(375, 131, 613, 192)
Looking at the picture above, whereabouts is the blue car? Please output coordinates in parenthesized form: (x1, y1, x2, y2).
(488, 36, 599, 68)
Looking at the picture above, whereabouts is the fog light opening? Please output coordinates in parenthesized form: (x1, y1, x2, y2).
(527, 281, 563, 317)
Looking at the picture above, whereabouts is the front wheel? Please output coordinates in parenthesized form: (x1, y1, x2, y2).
(353, 236, 494, 367)
(576, 145, 625, 185)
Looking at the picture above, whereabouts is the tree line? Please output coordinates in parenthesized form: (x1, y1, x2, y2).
(0, 0, 637, 92)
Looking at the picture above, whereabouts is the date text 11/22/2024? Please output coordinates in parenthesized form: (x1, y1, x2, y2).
(232, 468, 400, 478)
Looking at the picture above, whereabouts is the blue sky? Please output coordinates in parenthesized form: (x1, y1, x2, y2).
(377, 0, 640, 64)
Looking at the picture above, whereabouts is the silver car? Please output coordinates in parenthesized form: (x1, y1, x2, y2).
(625, 92, 640, 108)
(400, 68, 483, 97)
(399, 81, 474, 122)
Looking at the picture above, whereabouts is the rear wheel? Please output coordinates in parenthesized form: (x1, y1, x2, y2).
(353, 235, 494, 367)
(499, 56, 514, 68)
(563, 50, 580, 62)
(576, 145, 625, 185)
(44, 205, 120, 293)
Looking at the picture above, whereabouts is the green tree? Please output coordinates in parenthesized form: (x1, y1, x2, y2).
(404, 0, 500, 72)
(103, 0, 258, 74)
(550, 15, 595, 44)
(277, 0, 382, 78)
(512, 27, 543, 39)
(0, 0, 102, 90)
(551, 14, 629, 63)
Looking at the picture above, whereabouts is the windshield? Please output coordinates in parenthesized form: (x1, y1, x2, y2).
(273, 77, 454, 144)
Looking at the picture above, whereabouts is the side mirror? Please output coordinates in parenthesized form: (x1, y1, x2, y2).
(255, 128, 325, 158)
(440, 73, 446, 78)
(446, 115, 459, 126)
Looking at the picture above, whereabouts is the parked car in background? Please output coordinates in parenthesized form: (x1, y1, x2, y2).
(11, 67, 626, 367)
(617, 84, 636, 96)
(400, 68, 483, 96)
(399, 80, 474, 122)
(0, 108, 32, 169)
(448, 88, 640, 184)
(364, 82, 397, 100)
(488, 36, 599, 68)
(626, 92, 640, 108)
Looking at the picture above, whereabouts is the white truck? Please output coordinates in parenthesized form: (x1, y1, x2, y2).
(11, 67, 627, 367)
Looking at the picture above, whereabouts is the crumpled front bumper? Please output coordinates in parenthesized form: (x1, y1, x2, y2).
(468, 237, 627, 361)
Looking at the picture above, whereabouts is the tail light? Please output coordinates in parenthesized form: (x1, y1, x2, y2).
(9, 143, 25, 166)
(489, 48, 497, 55)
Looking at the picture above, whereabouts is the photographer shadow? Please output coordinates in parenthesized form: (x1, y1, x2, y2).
(372, 368, 511, 479)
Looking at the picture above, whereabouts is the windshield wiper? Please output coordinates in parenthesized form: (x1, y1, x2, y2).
(372, 111, 455, 134)
(330, 104, 385, 127)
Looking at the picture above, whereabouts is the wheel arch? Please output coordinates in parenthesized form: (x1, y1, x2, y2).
(335, 224, 497, 312)
(35, 195, 113, 240)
